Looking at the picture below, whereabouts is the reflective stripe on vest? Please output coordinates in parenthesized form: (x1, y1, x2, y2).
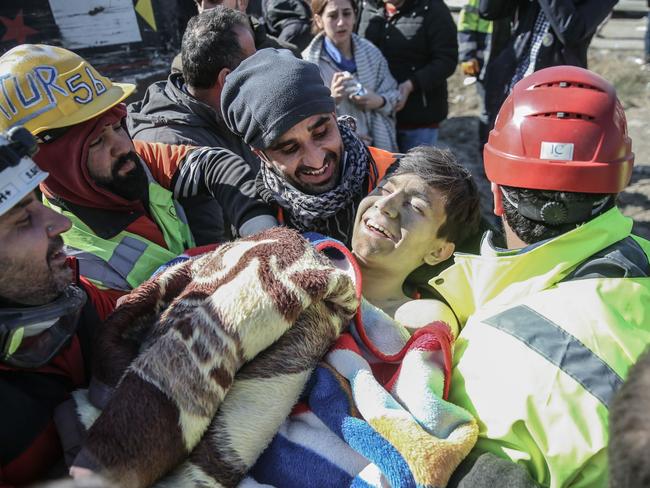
(66, 249, 132, 291)
(484, 304, 624, 408)
(46, 181, 194, 291)
(108, 236, 149, 277)
(66, 237, 150, 291)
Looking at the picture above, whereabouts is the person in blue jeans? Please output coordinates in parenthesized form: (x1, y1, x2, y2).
(357, 0, 458, 153)
(397, 127, 439, 151)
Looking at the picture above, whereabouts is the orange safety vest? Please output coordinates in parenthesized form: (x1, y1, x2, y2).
(277, 146, 397, 224)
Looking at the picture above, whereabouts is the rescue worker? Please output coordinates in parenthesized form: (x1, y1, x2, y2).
(221, 48, 396, 246)
(169, 0, 299, 73)
(0, 45, 276, 304)
(478, 0, 616, 134)
(432, 66, 650, 486)
(0, 127, 114, 485)
(457, 0, 510, 148)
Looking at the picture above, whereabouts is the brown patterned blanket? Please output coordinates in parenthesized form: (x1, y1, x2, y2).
(72, 227, 359, 487)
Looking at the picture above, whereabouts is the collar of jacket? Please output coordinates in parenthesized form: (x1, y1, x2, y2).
(50, 195, 146, 240)
(249, 16, 266, 46)
(168, 73, 225, 129)
(429, 207, 635, 325)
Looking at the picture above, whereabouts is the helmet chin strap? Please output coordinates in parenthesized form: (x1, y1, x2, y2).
(500, 187, 610, 225)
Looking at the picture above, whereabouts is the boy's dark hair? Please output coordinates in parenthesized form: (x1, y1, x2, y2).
(501, 187, 615, 245)
(609, 346, 650, 488)
(389, 146, 481, 247)
(181, 6, 250, 89)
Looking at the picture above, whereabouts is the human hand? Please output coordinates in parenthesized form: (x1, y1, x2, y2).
(395, 80, 414, 112)
(331, 72, 355, 103)
(461, 59, 480, 76)
(350, 91, 385, 111)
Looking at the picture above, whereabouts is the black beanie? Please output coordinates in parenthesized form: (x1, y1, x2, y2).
(221, 48, 335, 149)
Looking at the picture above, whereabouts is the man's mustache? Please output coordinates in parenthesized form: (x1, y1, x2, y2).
(46, 235, 65, 263)
(297, 151, 337, 175)
(113, 151, 140, 176)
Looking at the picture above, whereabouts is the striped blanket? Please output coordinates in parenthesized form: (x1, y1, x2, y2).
(237, 235, 478, 487)
(245, 295, 478, 488)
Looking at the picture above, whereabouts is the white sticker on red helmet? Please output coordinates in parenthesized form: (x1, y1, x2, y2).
(540, 142, 574, 161)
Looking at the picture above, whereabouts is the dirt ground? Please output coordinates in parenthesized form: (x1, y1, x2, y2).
(438, 49, 650, 239)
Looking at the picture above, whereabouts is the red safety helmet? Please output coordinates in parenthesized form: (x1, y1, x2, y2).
(484, 66, 634, 194)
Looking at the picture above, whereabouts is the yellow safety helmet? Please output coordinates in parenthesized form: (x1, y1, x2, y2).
(0, 44, 135, 138)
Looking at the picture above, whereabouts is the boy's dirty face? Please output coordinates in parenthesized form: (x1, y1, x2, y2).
(352, 172, 453, 272)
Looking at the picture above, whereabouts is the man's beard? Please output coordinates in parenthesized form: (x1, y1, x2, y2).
(94, 151, 148, 201)
(292, 150, 341, 195)
(0, 236, 73, 306)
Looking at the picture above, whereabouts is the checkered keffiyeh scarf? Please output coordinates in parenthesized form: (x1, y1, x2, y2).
(258, 118, 377, 245)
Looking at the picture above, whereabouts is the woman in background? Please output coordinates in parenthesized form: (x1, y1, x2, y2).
(302, 0, 400, 151)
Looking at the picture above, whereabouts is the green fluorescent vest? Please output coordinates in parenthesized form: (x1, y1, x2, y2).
(46, 182, 195, 291)
(431, 208, 650, 487)
(458, 0, 492, 35)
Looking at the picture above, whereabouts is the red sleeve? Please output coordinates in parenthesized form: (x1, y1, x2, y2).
(79, 277, 121, 320)
(133, 140, 196, 190)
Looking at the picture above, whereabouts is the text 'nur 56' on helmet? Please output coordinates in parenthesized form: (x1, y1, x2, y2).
(0, 44, 135, 138)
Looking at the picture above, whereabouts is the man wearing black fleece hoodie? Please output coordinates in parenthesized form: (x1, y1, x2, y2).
(129, 7, 268, 244)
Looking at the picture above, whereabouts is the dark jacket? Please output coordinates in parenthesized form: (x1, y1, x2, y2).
(127, 73, 266, 245)
(251, 15, 301, 53)
(128, 74, 257, 165)
(263, 0, 313, 51)
(479, 0, 616, 124)
(357, 0, 458, 127)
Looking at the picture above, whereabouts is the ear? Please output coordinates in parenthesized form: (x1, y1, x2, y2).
(314, 14, 324, 31)
(216, 67, 231, 91)
(423, 241, 455, 266)
(491, 183, 504, 217)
